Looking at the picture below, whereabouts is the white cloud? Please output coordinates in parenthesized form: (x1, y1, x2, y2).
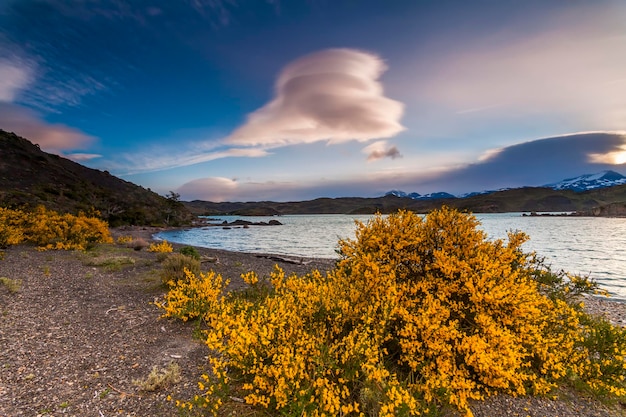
(0, 59, 33, 102)
(226, 48, 405, 147)
(363, 140, 402, 161)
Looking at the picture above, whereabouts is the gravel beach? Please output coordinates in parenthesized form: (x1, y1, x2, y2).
(0, 227, 624, 417)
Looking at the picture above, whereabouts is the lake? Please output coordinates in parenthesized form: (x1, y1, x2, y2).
(155, 213, 626, 301)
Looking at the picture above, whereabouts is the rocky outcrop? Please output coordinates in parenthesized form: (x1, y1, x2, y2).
(576, 202, 626, 217)
(203, 219, 283, 229)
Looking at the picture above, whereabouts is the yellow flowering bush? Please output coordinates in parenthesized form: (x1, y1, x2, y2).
(148, 239, 173, 253)
(0, 206, 112, 250)
(116, 235, 134, 244)
(0, 207, 26, 247)
(159, 207, 626, 416)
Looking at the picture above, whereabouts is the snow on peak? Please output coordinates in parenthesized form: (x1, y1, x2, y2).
(545, 170, 626, 191)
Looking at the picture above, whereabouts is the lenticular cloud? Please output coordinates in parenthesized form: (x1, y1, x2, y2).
(226, 48, 405, 146)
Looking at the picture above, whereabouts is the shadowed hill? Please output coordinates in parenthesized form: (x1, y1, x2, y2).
(0, 129, 192, 226)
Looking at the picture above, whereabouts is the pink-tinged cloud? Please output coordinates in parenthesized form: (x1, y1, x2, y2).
(363, 140, 402, 161)
(66, 153, 102, 161)
(177, 177, 240, 202)
(226, 48, 405, 147)
(177, 176, 325, 202)
(0, 104, 95, 152)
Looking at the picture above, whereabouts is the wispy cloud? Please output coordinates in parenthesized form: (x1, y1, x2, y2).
(363, 140, 402, 161)
(226, 48, 405, 147)
(0, 6, 113, 113)
(111, 146, 270, 175)
(20, 72, 109, 112)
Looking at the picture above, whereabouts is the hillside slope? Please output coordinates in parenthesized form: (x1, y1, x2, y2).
(0, 130, 191, 226)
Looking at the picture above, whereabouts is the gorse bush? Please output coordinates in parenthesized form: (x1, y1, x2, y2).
(158, 207, 626, 416)
(116, 235, 134, 245)
(0, 207, 27, 248)
(148, 240, 173, 253)
(0, 206, 112, 250)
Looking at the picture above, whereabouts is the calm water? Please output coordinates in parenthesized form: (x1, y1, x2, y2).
(155, 213, 626, 301)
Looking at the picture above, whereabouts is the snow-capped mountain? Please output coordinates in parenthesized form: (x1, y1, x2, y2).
(386, 190, 422, 199)
(419, 192, 457, 200)
(545, 170, 626, 192)
(385, 190, 455, 200)
(385, 170, 626, 200)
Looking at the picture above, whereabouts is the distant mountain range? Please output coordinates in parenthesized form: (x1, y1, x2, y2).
(385, 170, 626, 200)
(188, 170, 626, 216)
(385, 190, 457, 200)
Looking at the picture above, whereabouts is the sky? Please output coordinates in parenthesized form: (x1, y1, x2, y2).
(1, 0, 626, 202)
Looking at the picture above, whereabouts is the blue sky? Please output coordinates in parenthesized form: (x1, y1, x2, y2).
(1, 0, 625, 202)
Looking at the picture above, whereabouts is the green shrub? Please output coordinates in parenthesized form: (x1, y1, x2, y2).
(178, 245, 200, 260)
(160, 253, 201, 286)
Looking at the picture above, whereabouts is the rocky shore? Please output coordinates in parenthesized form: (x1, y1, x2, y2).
(0, 227, 624, 417)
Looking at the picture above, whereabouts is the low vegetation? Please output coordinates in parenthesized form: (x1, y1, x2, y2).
(179, 245, 201, 260)
(133, 362, 182, 392)
(0, 276, 21, 293)
(84, 255, 136, 272)
(160, 253, 201, 286)
(158, 207, 626, 417)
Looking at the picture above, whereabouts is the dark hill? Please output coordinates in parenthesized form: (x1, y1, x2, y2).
(0, 130, 192, 226)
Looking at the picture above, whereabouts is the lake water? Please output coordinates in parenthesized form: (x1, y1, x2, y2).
(155, 213, 626, 301)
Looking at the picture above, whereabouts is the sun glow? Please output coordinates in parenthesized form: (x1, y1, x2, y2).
(589, 145, 626, 164)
